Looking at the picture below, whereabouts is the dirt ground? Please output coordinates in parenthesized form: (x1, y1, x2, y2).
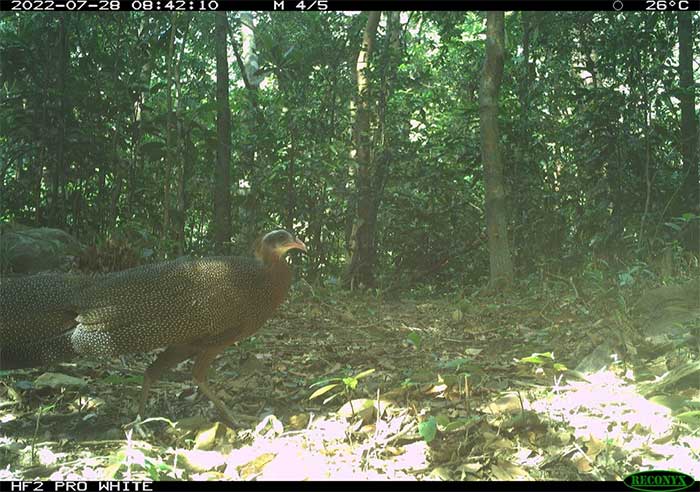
(1, 284, 698, 481)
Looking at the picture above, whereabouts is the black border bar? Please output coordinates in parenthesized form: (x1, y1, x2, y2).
(2, 0, 699, 11)
(2, 481, 636, 491)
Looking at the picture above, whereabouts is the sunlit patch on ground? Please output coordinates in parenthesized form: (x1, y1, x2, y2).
(531, 370, 700, 478)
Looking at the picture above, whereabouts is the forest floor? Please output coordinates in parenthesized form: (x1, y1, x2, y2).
(1, 281, 698, 481)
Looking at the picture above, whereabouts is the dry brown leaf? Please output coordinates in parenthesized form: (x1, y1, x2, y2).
(491, 459, 532, 480)
(238, 452, 277, 480)
(484, 393, 526, 415)
(194, 422, 227, 450)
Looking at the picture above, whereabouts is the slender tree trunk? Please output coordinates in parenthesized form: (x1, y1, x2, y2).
(237, 12, 263, 242)
(639, 34, 653, 246)
(480, 11, 514, 290)
(677, 12, 699, 250)
(52, 14, 68, 228)
(163, 14, 177, 242)
(109, 128, 122, 225)
(286, 137, 296, 233)
(376, 10, 400, 188)
(97, 161, 107, 231)
(34, 164, 44, 226)
(128, 15, 153, 222)
(178, 127, 194, 253)
(346, 11, 381, 289)
(108, 24, 124, 230)
(214, 12, 232, 253)
(174, 17, 191, 255)
(677, 13, 698, 211)
(72, 179, 82, 235)
(512, 11, 533, 254)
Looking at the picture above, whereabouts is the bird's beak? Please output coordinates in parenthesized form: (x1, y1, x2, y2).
(282, 238, 306, 253)
(290, 238, 307, 252)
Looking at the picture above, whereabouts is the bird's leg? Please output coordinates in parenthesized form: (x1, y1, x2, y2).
(192, 346, 237, 428)
(139, 344, 196, 417)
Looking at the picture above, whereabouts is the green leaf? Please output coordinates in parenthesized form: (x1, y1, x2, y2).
(354, 368, 376, 380)
(407, 332, 422, 349)
(322, 392, 341, 405)
(650, 395, 687, 411)
(342, 376, 358, 390)
(435, 414, 450, 427)
(418, 416, 437, 443)
(674, 410, 700, 425)
(309, 383, 339, 400)
(443, 416, 480, 433)
(309, 377, 342, 388)
(618, 272, 633, 286)
(520, 352, 554, 365)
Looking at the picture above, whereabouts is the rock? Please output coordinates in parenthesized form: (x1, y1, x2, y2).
(34, 372, 87, 389)
(638, 279, 700, 336)
(0, 226, 83, 274)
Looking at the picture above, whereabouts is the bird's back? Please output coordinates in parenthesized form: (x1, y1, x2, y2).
(71, 256, 276, 357)
(1, 253, 292, 369)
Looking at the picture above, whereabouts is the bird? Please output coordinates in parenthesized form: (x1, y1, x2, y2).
(0, 229, 306, 426)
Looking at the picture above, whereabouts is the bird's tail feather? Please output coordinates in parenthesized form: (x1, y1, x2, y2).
(0, 331, 78, 370)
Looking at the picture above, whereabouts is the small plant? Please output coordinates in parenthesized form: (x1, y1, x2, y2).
(417, 414, 480, 444)
(666, 212, 699, 232)
(418, 416, 437, 443)
(104, 429, 180, 480)
(309, 368, 376, 405)
(519, 352, 567, 373)
(406, 331, 422, 350)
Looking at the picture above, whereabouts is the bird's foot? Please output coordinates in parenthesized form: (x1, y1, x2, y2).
(195, 380, 237, 429)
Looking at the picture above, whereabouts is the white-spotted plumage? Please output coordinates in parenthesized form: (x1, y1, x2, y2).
(0, 231, 304, 376)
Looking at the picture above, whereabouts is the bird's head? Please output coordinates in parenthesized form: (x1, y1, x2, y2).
(255, 230, 307, 264)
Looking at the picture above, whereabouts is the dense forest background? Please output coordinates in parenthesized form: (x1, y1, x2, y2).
(1, 11, 697, 290)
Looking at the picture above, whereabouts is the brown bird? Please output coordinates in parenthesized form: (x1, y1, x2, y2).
(0, 230, 306, 425)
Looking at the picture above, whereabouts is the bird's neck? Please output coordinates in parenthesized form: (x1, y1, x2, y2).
(265, 258, 293, 307)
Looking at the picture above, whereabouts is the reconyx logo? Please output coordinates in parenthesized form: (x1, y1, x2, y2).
(624, 470, 696, 492)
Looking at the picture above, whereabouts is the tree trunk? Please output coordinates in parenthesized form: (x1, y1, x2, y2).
(34, 164, 44, 226)
(238, 12, 263, 242)
(677, 13, 698, 211)
(286, 137, 296, 233)
(177, 127, 194, 253)
(51, 14, 68, 228)
(512, 12, 534, 254)
(174, 17, 191, 255)
(346, 11, 381, 289)
(480, 11, 514, 290)
(163, 14, 176, 243)
(128, 15, 153, 222)
(677, 12, 699, 250)
(214, 12, 232, 253)
(240, 12, 263, 87)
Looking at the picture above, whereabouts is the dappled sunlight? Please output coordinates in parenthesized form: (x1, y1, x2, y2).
(2, 290, 697, 481)
(173, 412, 429, 480)
(531, 370, 699, 478)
